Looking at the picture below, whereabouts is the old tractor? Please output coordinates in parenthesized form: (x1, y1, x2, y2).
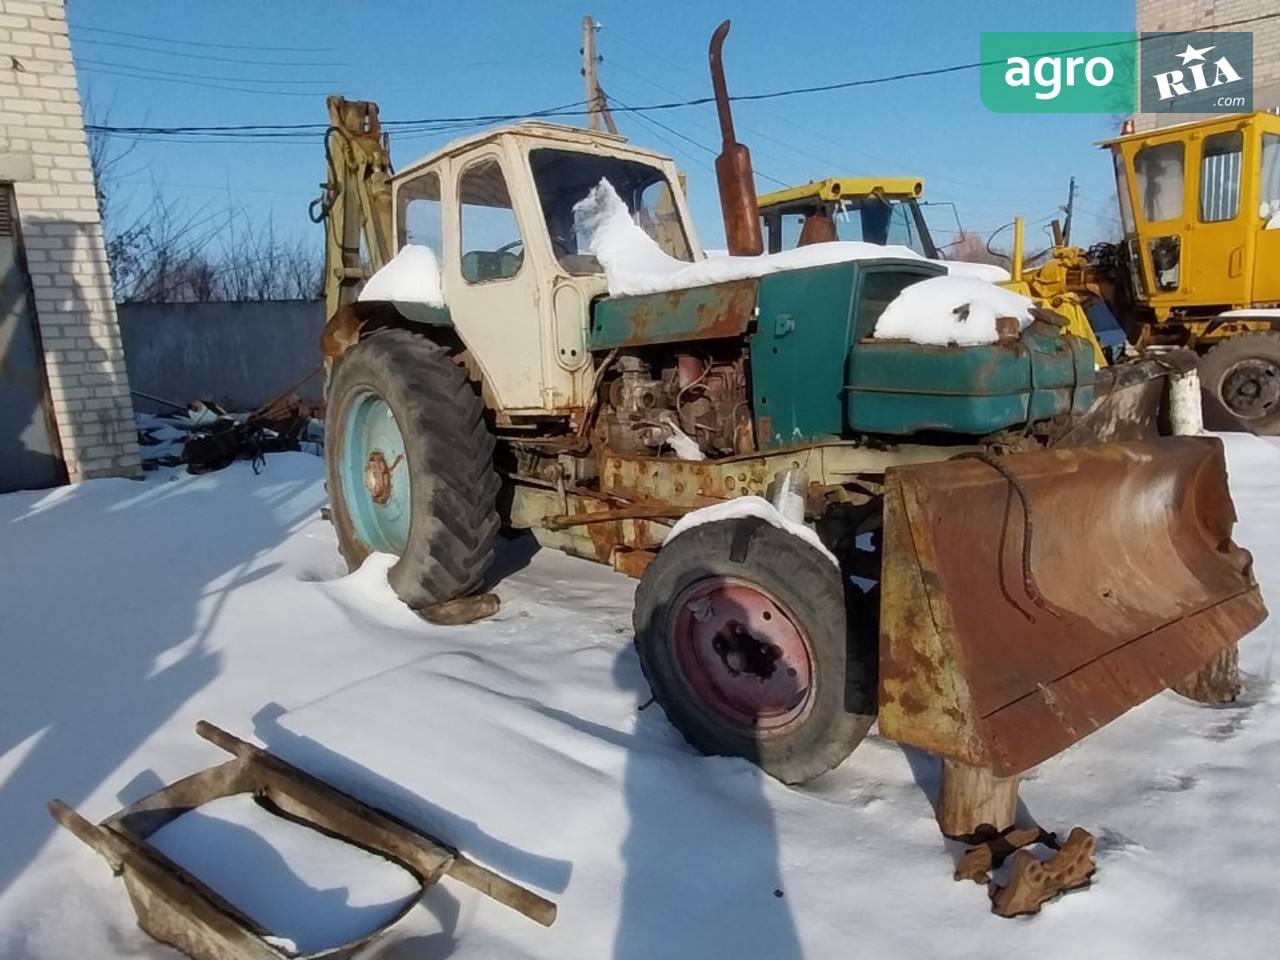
(758, 111, 1280, 432)
(313, 22, 1264, 834)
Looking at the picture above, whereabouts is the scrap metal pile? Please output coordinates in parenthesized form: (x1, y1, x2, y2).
(135, 389, 324, 475)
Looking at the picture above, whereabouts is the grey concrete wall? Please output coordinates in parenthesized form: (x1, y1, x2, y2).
(118, 300, 325, 412)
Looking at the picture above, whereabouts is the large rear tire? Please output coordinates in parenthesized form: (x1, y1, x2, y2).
(633, 516, 876, 784)
(1199, 331, 1280, 435)
(324, 329, 500, 611)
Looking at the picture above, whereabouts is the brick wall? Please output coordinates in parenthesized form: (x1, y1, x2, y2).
(1136, 0, 1280, 131)
(0, 0, 138, 481)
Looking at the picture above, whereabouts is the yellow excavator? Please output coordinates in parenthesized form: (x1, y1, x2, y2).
(758, 110, 1280, 432)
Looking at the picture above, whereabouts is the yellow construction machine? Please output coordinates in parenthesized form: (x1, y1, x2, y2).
(759, 111, 1280, 431)
(309, 22, 1264, 839)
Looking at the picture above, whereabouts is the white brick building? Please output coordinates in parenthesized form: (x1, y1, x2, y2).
(1136, 0, 1280, 131)
(0, 0, 138, 492)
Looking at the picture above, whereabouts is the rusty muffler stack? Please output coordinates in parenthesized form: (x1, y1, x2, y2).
(708, 20, 764, 257)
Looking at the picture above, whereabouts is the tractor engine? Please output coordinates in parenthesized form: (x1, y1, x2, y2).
(601, 351, 751, 459)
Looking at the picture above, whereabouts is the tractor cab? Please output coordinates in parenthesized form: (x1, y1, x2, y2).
(387, 122, 700, 415)
(757, 177, 939, 258)
(1104, 111, 1280, 320)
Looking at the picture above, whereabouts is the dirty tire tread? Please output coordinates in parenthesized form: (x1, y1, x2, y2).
(1199, 331, 1280, 436)
(633, 519, 876, 785)
(325, 328, 499, 610)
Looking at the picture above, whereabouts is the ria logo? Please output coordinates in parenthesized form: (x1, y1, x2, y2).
(1139, 31, 1253, 114)
(1152, 43, 1243, 101)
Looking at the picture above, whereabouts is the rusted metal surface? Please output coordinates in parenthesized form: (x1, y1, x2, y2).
(363, 452, 393, 504)
(709, 21, 763, 257)
(1051, 352, 1197, 447)
(878, 437, 1267, 777)
(320, 303, 368, 358)
(612, 548, 657, 578)
(50, 722, 555, 960)
(989, 828, 1096, 918)
(599, 440, 969, 508)
(589, 279, 758, 350)
(543, 501, 693, 529)
(511, 485, 668, 569)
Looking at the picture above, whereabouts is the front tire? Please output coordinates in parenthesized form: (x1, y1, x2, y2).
(324, 329, 500, 611)
(1200, 331, 1280, 435)
(633, 516, 876, 784)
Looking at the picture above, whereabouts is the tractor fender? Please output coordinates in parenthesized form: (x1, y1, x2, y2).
(321, 299, 455, 360)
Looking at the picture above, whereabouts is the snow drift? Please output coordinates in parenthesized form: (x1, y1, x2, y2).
(572, 179, 1009, 298)
(872, 274, 1037, 346)
(359, 244, 445, 306)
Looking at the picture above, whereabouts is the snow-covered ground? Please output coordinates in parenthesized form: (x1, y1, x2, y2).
(2, 437, 1278, 959)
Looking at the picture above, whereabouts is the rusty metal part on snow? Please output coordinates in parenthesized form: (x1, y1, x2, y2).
(49, 722, 555, 960)
(988, 827, 1096, 918)
(877, 436, 1267, 778)
(954, 824, 1058, 884)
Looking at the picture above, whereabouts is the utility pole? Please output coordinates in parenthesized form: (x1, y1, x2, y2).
(1061, 176, 1076, 246)
(581, 16, 617, 134)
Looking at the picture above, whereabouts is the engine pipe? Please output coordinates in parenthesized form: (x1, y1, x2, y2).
(709, 20, 764, 257)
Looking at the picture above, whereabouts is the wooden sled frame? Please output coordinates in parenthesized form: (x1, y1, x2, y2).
(49, 721, 556, 960)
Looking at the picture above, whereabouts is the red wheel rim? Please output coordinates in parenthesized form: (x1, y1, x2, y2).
(669, 577, 815, 736)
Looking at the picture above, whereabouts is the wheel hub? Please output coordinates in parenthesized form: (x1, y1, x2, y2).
(363, 451, 393, 504)
(671, 579, 814, 735)
(1221, 359, 1280, 420)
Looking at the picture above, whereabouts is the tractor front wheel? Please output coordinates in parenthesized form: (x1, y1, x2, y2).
(324, 329, 500, 613)
(633, 516, 876, 784)
(1200, 331, 1280, 435)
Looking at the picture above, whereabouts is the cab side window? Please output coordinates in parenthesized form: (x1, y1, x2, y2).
(1199, 131, 1243, 223)
(398, 170, 443, 255)
(459, 159, 523, 284)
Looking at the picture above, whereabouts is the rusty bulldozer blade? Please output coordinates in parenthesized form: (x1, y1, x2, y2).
(878, 436, 1266, 777)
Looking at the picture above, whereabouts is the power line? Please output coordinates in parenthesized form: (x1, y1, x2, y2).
(76, 57, 337, 85)
(73, 24, 337, 53)
(78, 66, 341, 98)
(71, 36, 350, 68)
(84, 10, 1279, 142)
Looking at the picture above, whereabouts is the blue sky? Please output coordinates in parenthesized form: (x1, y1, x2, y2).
(67, 0, 1137, 253)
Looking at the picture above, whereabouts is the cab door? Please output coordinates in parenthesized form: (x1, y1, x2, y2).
(1184, 127, 1252, 308)
(1130, 140, 1189, 309)
(1253, 130, 1280, 305)
(441, 149, 549, 414)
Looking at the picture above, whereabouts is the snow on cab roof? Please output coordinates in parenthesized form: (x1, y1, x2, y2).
(393, 121, 676, 182)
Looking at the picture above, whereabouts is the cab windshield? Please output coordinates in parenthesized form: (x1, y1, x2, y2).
(765, 196, 935, 258)
(529, 148, 692, 274)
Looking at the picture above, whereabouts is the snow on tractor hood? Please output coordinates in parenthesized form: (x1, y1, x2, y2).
(572, 179, 1011, 300)
(359, 244, 445, 307)
(872, 275, 1036, 346)
(573, 179, 1028, 346)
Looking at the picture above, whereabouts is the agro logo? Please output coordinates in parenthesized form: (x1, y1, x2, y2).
(1152, 43, 1243, 101)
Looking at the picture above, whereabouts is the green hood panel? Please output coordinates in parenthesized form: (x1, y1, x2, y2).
(845, 328, 1096, 436)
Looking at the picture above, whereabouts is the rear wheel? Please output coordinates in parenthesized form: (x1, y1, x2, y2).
(1200, 332, 1280, 435)
(324, 329, 500, 611)
(633, 517, 876, 784)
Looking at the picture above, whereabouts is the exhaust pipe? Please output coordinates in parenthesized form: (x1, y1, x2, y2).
(709, 20, 764, 257)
